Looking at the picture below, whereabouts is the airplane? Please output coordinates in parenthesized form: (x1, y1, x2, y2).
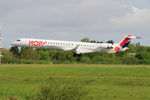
(11, 35, 141, 56)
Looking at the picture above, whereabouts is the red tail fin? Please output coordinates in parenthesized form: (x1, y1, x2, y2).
(113, 35, 141, 52)
(119, 35, 136, 47)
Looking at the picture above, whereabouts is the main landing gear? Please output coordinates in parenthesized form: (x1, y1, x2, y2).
(73, 53, 81, 57)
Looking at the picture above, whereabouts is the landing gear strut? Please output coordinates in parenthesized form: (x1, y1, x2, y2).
(73, 53, 81, 57)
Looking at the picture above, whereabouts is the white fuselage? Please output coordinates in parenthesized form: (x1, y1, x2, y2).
(12, 35, 139, 54)
(12, 38, 115, 54)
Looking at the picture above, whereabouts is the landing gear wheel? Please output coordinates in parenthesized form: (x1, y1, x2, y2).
(73, 53, 81, 57)
(73, 53, 77, 57)
(77, 54, 81, 57)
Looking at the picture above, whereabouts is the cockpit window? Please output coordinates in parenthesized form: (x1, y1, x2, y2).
(17, 40, 20, 42)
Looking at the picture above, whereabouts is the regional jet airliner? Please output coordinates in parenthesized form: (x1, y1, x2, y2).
(12, 35, 141, 55)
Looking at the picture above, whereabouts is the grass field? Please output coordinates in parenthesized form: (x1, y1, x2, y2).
(0, 64, 150, 100)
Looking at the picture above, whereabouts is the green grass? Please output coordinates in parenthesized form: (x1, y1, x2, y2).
(0, 64, 150, 100)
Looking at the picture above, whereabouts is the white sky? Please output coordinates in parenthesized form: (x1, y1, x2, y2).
(0, 0, 150, 48)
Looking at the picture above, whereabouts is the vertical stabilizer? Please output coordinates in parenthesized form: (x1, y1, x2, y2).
(114, 35, 141, 52)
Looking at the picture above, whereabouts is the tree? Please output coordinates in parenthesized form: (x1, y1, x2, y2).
(80, 56, 91, 64)
(38, 50, 50, 60)
(135, 53, 143, 60)
(122, 55, 137, 64)
(20, 48, 40, 60)
(106, 40, 114, 44)
(80, 38, 90, 42)
(2, 48, 13, 57)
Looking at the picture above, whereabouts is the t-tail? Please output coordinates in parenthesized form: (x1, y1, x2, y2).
(112, 35, 141, 52)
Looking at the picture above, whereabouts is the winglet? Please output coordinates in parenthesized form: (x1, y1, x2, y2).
(136, 36, 142, 39)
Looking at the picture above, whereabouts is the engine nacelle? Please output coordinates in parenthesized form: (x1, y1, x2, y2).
(100, 43, 113, 49)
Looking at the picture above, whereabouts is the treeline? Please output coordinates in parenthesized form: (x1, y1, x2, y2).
(1, 38, 150, 64)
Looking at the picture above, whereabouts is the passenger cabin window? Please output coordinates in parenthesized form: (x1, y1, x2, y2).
(17, 40, 20, 42)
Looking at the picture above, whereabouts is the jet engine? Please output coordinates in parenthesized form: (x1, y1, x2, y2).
(100, 43, 113, 49)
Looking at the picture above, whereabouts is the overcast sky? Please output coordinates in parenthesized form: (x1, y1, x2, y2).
(0, 0, 150, 48)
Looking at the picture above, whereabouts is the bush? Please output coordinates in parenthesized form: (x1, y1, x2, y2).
(2, 56, 20, 64)
(80, 56, 91, 64)
(122, 56, 138, 64)
(26, 83, 87, 100)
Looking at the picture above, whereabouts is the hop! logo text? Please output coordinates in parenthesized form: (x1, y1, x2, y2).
(29, 41, 47, 46)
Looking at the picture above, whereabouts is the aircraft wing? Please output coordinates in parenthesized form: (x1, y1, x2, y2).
(71, 45, 80, 54)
